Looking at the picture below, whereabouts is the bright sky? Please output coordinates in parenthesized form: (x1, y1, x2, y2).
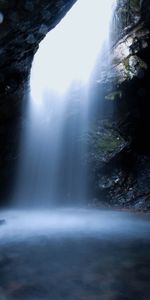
(31, 0, 115, 102)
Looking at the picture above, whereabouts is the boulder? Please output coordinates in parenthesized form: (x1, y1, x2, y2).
(87, 122, 128, 171)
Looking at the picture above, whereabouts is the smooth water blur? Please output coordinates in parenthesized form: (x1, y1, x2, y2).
(0, 210, 150, 300)
(0, 209, 150, 243)
(14, 0, 116, 207)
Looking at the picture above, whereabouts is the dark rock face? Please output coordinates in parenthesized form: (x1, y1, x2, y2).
(0, 0, 77, 204)
(87, 122, 128, 171)
(88, 0, 150, 210)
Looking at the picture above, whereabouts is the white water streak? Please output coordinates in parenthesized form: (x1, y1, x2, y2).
(0, 209, 150, 243)
(14, 0, 116, 207)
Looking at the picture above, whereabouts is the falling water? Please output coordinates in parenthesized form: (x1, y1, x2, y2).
(14, 0, 116, 207)
(2, 4, 150, 298)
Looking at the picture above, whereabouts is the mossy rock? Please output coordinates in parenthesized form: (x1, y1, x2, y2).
(88, 126, 128, 168)
(92, 132, 124, 157)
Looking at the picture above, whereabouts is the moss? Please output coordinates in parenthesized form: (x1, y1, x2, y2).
(96, 135, 121, 153)
(97, 136, 120, 152)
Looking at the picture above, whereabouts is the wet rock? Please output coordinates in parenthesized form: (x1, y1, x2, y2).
(98, 175, 120, 190)
(39, 24, 48, 35)
(87, 123, 128, 170)
(91, 0, 150, 211)
(26, 34, 36, 45)
(96, 21, 150, 85)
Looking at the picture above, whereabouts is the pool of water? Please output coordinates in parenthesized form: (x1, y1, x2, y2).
(0, 209, 150, 300)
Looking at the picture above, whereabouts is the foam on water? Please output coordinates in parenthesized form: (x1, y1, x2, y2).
(0, 209, 150, 244)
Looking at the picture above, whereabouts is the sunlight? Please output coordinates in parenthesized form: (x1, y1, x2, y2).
(30, 0, 115, 102)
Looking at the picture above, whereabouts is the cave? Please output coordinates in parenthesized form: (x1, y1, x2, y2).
(0, 0, 150, 299)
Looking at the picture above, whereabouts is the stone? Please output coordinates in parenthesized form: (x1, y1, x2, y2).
(39, 24, 49, 35)
(87, 124, 128, 170)
(26, 34, 36, 45)
(98, 175, 120, 190)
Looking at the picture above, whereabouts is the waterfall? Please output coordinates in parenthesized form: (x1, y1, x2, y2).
(14, 0, 116, 207)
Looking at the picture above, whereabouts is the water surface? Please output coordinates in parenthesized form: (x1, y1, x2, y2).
(0, 209, 150, 300)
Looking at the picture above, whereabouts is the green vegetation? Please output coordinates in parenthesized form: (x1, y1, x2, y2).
(95, 135, 121, 153)
(90, 129, 122, 156)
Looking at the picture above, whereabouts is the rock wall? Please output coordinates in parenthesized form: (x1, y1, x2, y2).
(88, 0, 150, 211)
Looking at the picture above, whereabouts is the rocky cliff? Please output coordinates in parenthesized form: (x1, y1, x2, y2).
(87, 0, 150, 211)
